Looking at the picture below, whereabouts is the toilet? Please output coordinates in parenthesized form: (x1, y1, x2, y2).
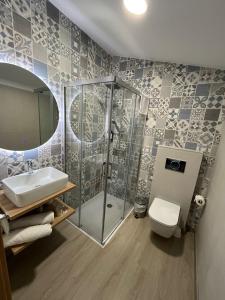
(148, 197, 180, 238)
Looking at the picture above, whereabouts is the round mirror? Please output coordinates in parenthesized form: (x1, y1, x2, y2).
(70, 87, 105, 143)
(0, 63, 59, 151)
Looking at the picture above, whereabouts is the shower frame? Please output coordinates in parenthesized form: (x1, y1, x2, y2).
(64, 76, 142, 245)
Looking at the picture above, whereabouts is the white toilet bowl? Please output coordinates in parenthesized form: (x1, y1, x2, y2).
(148, 197, 180, 238)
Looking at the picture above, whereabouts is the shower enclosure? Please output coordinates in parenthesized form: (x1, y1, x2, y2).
(64, 76, 145, 245)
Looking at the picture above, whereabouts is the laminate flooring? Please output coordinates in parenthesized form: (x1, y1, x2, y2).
(8, 215, 195, 300)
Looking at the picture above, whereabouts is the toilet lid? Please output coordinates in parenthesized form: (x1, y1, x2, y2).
(149, 198, 180, 227)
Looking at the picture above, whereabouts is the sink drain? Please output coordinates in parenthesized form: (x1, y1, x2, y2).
(107, 204, 113, 208)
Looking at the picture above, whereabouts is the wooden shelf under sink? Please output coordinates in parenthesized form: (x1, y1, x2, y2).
(0, 181, 76, 221)
(0, 181, 76, 255)
(10, 198, 75, 255)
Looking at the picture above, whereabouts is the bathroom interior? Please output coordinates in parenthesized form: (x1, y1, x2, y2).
(0, 0, 224, 299)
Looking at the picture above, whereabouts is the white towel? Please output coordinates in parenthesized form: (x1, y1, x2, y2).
(10, 211, 54, 231)
(3, 224, 52, 248)
(0, 214, 10, 234)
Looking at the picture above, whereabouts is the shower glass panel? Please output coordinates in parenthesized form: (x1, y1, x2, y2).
(65, 76, 143, 245)
(79, 83, 111, 242)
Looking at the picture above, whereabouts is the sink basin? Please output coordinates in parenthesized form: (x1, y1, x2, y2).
(2, 167, 69, 207)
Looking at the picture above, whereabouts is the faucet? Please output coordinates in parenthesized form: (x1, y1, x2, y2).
(26, 160, 34, 174)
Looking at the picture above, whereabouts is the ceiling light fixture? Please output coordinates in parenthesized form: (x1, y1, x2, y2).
(123, 0, 148, 15)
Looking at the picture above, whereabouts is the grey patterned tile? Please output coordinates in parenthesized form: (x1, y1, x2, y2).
(59, 12, 71, 30)
(153, 62, 164, 76)
(31, 7, 46, 27)
(183, 84, 196, 96)
(179, 109, 191, 120)
(0, 48, 15, 62)
(33, 41, 47, 62)
(187, 65, 200, 73)
(166, 119, 177, 130)
(157, 97, 169, 109)
(33, 58, 47, 79)
(0, 151, 7, 180)
(164, 129, 175, 140)
(177, 119, 189, 132)
(0, 23, 14, 50)
(162, 73, 173, 86)
(189, 120, 203, 131)
(47, 16, 59, 39)
(169, 97, 181, 108)
(193, 96, 208, 108)
(207, 95, 224, 108)
(46, 0, 59, 23)
(0, 2, 12, 27)
(171, 83, 184, 97)
(8, 161, 25, 176)
(149, 98, 159, 108)
(185, 72, 199, 85)
(13, 11, 31, 38)
(210, 83, 225, 96)
(196, 84, 210, 96)
(174, 131, 187, 148)
(204, 109, 220, 121)
(51, 144, 61, 156)
(154, 129, 164, 140)
(15, 51, 33, 70)
(187, 131, 200, 143)
(190, 109, 206, 121)
(181, 96, 194, 108)
(30, 0, 46, 13)
(185, 142, 197, 150)
(175, 64, 187, 73)
(0, 0, 11, 8)
(213, 70, 225, 82)
(134, 68, 143, 79)
(60, 54, 71, 73)
(47, 49, 60, 68)
(47, 34, 60, 54)
(160, 86, 171, 98)
(155, 117, 166, 128)
(199, 132, 214, 147)
(32, 22, 47, 47)
(14, 31, 32, 56)
(59, 25, 71, 47)
(202, 120, 217, 134)
(12, 0, 30, 20)
(164, 63, 176, 74)
(24, 149, 38, 160)
(199, 68, 215, 82)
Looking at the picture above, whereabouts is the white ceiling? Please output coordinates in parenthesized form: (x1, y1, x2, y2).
(52, 0, 225, 68)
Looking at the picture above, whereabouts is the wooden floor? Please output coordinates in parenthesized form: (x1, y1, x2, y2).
(7, 216, 195, 300)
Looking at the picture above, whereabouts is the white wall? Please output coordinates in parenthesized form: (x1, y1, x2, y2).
(196, 124, 225, 300)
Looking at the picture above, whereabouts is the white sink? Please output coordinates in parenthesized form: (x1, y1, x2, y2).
(2, 167, 69, 207)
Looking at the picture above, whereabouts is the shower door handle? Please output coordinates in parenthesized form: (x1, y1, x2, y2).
(102, 162, 112, 179)
(107, 162, 112, 179)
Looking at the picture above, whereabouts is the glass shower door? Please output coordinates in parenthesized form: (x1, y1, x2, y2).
(65, 77, 143, 245)
(102, 87, 138, 242)
(78, 83, 111, 243)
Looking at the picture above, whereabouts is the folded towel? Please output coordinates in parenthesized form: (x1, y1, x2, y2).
(0, 214, 10, 235)
(10, 211, 54, 231)
(3, 224, 52, 248)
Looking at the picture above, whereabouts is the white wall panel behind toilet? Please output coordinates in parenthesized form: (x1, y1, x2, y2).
(150, 146, 203, 228)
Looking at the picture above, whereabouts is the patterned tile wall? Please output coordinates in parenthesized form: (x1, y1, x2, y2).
(0, 0, 225, 227)
(112, 57, 225, 208)
(0, 0, 111, 181)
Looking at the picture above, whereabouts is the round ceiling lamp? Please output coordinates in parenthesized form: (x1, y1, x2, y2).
(123, 0, 148, 15)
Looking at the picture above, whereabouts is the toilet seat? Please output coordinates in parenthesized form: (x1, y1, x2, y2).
(148, 197, 180, 227)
